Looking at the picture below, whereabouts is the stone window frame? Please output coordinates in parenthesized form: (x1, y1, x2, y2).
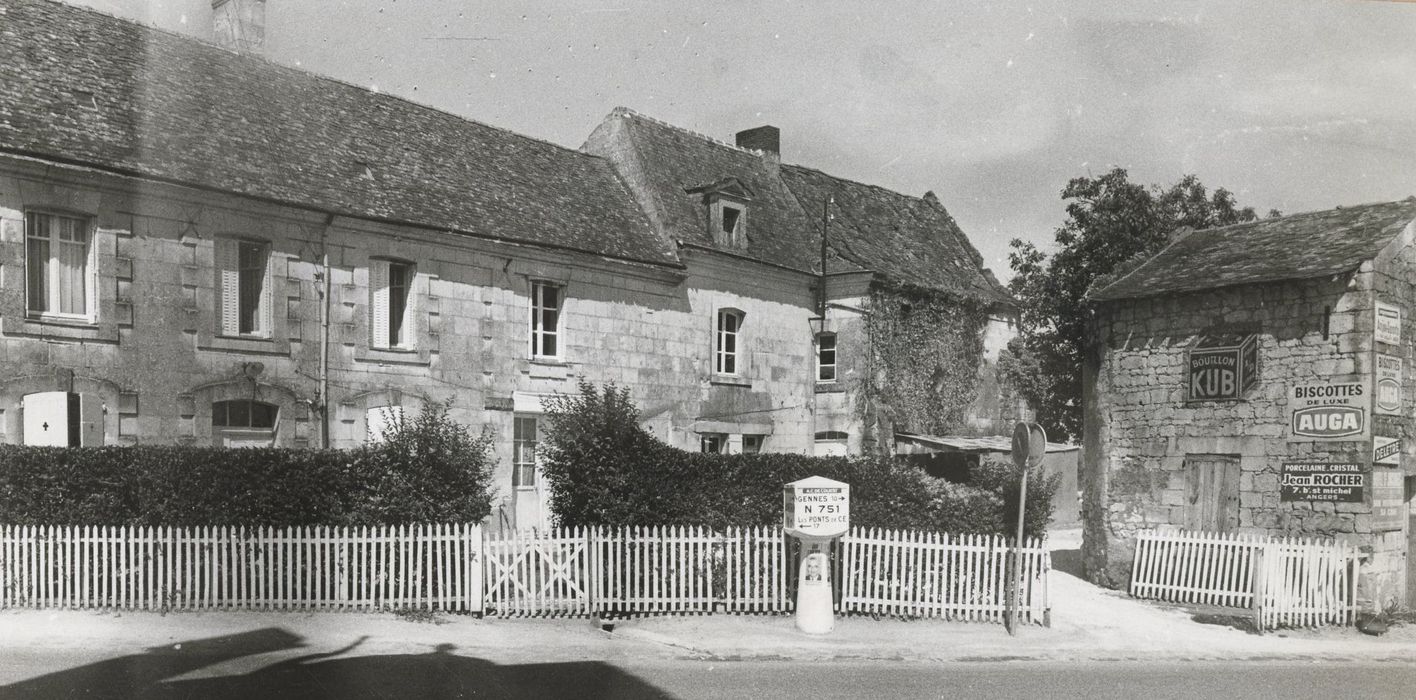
(714, 307, 745, 377)
(24, 209, 97, 323)
(816, 331, 838, 383)
(369, 257, 417, 351)
(528, 279, 565, 362)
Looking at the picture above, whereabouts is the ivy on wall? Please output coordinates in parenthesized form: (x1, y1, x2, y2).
(859, 282, 990, 453)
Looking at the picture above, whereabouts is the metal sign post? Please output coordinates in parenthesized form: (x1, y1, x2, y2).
(1007, 421, 1046, 636)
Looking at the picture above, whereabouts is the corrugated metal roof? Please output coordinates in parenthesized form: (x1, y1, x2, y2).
(895, 433, 1078, 454)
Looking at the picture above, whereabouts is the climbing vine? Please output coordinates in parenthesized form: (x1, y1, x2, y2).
(858, 282, 990, 453)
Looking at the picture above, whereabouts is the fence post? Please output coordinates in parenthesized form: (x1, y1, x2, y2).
(1249, 546, 1266, 634)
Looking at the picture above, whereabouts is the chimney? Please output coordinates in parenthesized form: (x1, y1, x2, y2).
(212, 0, 266, 53)
(735, 125, 780, 157)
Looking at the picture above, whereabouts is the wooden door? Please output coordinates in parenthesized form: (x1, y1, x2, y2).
(1184, 455, 1240, 532)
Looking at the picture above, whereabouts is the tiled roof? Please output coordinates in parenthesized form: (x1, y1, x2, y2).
(0, 0, 673, 266)
(779, 165, 1015, 306)
(584, 109, 832, 273)
(1092, 199, 1416, 302)
(585, 109, 1013, 304)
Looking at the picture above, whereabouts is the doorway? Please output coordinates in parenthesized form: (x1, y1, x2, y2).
(1184, 454, 1240, 532)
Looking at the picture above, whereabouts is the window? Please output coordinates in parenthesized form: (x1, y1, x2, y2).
(814, 430, 848, 456)
(715, 309, 743, 375)
(529, 282, 561, 359)
(742, 434, 764, 454)
(213, 400, 277, 429)
(371, 259, 414, 349)
(700, 433, 726, 454)
(217, 238, 271, 336)
(212, 399, 278, 448)
(26, 212, 91, 317)
(817, 333, 837, 382)
(513, 416, 539, 487)
(721, 204, 743, 243)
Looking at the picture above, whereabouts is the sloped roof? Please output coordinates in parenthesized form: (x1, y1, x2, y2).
(0, 0, 672, 266)
(584, 109, 1013, 303)
(780, 165, 1014, 306)
(1092, 199, 1416, 302)
(584, 109, 835, 273)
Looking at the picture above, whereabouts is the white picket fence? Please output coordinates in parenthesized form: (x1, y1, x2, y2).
(839, 529, 1050, 624)
(0, 524, 482, 612)
(1131, 528, 1357, 630)
(1, 523, 1048, 625)
(482, 525, 790, 616)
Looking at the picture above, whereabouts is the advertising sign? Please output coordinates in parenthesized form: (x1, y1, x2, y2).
(1374, 436, 1401, 466)
(1375, 354, 1402, 415)
(783, 476, 850, 539)
(1375, 301, 1402, 347)
(1280, 462, 1365, 503)
(1186, 334, 1259, 402)
(1289, 379, 1368, 441)
(1372, 468, 1405, 531)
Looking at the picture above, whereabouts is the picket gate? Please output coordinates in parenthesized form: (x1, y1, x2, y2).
(1130, 528, 1356, 630)
(0, 523, 481, 612)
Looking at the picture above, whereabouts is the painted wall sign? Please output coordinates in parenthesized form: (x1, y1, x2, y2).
(1371, 468, 1405, 531)
(1289, 379, 1368, 441)
(1375, 354, 1402, 415)
(1373, 436, 1401, 466)
(1375, 301, 1402, 346)
(1280, 462, 1365, 503)
(1186, 334, 1259, 402)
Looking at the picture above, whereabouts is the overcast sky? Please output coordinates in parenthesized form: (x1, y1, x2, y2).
(73, 0, 1416, 280)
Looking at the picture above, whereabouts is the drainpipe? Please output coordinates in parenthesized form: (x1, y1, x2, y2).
(319, 214, 335, 448)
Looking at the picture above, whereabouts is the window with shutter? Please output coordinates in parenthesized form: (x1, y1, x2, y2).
(369, 259, 390, 348)
(216, 238, 241, 335)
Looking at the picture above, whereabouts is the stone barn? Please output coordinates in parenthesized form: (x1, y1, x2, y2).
(1082, 200, 1416, 612)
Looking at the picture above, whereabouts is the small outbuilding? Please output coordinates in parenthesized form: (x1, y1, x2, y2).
(1082, 199, 1416, 612)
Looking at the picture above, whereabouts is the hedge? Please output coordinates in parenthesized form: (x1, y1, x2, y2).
(540, 382, 1058, 539)
(0, 402, 495, 526)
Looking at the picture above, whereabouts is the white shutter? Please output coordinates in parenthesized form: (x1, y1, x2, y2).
(22, 391, 70, 446)
(369, 259, 389, 348)
(258, 247, 273, 336)
(216, 239, 240, 335)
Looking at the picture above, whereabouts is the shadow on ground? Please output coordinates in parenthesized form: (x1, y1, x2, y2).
(0, 628, 673, 700)
(1051, 547, 1083, 578)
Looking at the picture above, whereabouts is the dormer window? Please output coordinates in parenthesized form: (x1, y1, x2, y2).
(711, 199, 747, 248)
(685, 178, 753, 250)
(721, 204, 743, 244)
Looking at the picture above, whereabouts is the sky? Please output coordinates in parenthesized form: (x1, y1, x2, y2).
(70, 0, 1416, 281)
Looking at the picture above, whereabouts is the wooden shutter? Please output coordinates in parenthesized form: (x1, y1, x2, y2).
(216, 238, 240, 335)
(369, 259, 390, 348)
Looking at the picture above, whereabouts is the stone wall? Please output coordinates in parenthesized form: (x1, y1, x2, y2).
(1083, 234, 1414, 609)
(0, 157, 831, 530)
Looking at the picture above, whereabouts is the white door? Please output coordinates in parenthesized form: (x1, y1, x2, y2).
(22, 391, 70, 446)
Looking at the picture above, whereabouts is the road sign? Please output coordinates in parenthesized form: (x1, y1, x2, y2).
(783, 476, 849, 539)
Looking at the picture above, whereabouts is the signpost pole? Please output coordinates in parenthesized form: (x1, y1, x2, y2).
(1008, 422, 1046, 636)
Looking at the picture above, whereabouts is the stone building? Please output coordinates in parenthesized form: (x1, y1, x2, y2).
(1082, 200, 1416, 611)
(0, 0, 1014, 530)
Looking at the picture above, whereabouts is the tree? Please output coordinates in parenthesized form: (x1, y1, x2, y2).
(1004, 168, 1265, 442)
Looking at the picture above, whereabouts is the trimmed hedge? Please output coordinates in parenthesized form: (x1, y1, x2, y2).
(540, 382, 1058, 539)
(0, 402, 495, 526)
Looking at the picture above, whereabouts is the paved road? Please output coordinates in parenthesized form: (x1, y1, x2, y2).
(3, 653, 1414, 699)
